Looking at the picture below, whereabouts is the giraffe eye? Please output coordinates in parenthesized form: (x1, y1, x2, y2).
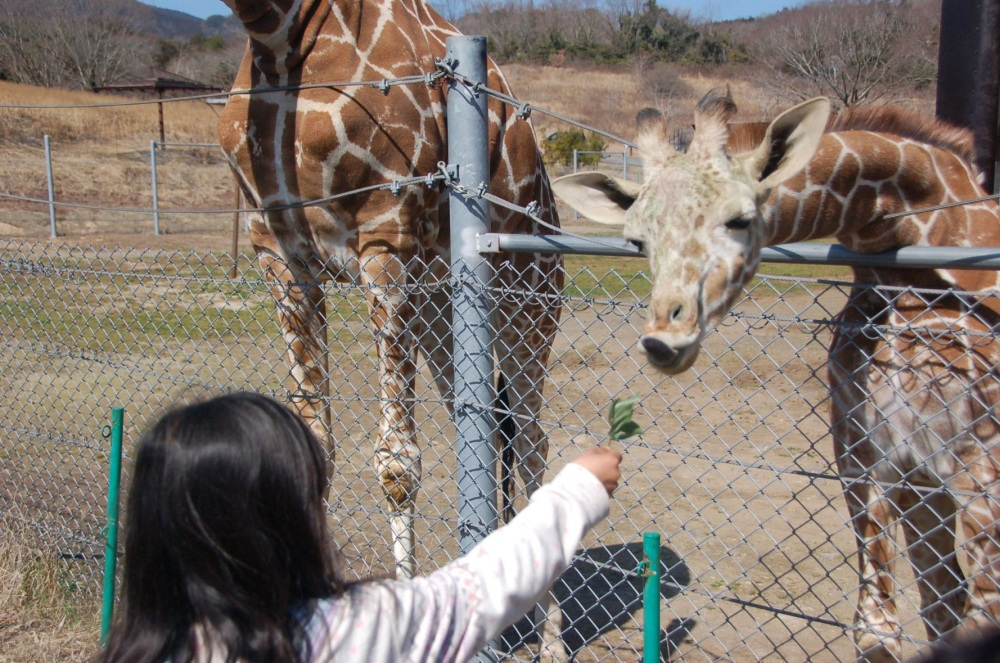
(724, 215, 753, 231)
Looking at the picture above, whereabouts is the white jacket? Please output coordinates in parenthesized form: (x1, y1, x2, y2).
(299, 463, 610, 662)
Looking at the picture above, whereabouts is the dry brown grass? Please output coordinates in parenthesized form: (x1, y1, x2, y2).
(0, 66, 933, 246)
(500, 62, 799, 147)
(0, 514, 100, 662)
(0, 81, 240, 247)
(0, 81, 220, 145)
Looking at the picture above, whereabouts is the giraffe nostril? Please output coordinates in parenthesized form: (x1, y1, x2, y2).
(641, 337, 678, 364)
(671, 304, 684, 322)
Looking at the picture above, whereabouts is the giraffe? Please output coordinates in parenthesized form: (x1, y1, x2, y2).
(217, 0, 565, 657)
(553, 91, 1000, 661)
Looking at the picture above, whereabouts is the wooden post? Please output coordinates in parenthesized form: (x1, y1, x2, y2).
(157, 89, 165, 144)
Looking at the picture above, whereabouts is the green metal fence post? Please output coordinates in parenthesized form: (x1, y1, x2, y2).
(642, 531, 662, 663)
(100, 406, 124, 645)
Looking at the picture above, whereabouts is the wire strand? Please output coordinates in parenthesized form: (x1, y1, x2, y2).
(0, 72, 446, 110)
(0, 172, 446, 215)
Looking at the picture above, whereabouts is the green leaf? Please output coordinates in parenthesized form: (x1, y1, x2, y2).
(608, 396, 642, 440)
(611, 421, 643, 441)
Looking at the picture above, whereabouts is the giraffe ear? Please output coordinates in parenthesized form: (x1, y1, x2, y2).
(743, 97, 831, 191)
(551, 172, 641, 226)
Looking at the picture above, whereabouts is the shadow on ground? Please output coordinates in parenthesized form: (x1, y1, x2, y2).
(498, 541, 692, 659)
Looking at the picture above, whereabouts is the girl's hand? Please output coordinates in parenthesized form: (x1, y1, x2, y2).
(572, 447, 623, 496)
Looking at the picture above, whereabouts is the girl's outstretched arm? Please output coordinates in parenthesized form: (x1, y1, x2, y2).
(306, 447, 620, 662)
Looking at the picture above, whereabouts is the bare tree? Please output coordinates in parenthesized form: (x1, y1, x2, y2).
(54, 0, 153, 90)
(0, 0, 154, 90)
(0, 4, 66, 87)
(459, 0, 539, 61)
(544, 0, 611, 51)
(164, 36, 246, 89)
(756, 0, 929, 107)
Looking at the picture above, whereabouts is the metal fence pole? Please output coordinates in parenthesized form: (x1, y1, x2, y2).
(44, 135, 56, 238)
(150, 141, 161, 236)
(230, 186, 242, 279)
(642, 532, 662, 663)
(100, 406, 124, 645)
(446, 35, 498, 560)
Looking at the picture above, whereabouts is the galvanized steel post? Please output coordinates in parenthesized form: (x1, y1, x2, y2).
(44, 135, 56, 238)
(446, 35, 499, 558)
(150, 141, 161, 236)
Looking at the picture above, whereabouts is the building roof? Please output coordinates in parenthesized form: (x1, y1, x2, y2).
(94, 74, 224, 95)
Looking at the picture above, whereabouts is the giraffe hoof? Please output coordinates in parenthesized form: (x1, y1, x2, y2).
(536, 638, 568, 663)
(855, 632, 903, 663)
(379, 465, 419, 508)
(536, 650, 567, 663)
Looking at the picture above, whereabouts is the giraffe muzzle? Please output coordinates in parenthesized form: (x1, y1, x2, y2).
(639, 334, 700, 374)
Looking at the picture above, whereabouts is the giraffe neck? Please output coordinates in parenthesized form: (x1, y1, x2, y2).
(757, 130, 1000, 292)
(224, 0, 452, 79)
(222, 0, 323, 76)
(228, 0, 359, 78)
(762, 131, 1000, 252)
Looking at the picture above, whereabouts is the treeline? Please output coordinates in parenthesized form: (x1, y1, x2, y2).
(456, 0, 748, 66)
(0, 0, 244, 91)
(0, 0, 940, 110)
(457, 0, 940, 107)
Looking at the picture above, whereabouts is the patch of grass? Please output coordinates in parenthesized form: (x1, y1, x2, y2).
(0, 514, 100, 661)
(562, 253, 650, 300)
(757, 263, 852, 281)
(560, 242, 852, 302)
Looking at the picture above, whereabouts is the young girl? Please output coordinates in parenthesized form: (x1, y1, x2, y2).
(96, 392, 621, 662)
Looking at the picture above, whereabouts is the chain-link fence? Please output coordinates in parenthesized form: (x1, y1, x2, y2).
(4, 35, 1000, 662)
(6, 234, 1000, 661)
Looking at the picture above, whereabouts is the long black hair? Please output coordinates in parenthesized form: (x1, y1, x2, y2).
(97, 392, 342, 663)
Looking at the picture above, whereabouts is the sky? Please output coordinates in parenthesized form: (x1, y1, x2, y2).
(139, 0, 806, 23)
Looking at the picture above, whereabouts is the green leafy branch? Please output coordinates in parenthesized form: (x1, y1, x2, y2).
(608, 396, 643, 441)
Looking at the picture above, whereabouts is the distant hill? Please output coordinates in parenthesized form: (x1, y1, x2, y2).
(136, 2, 242, 40)
(144, 5, 205, 39)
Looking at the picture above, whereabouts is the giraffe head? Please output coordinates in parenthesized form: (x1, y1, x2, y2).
(554, 92, 830, 374)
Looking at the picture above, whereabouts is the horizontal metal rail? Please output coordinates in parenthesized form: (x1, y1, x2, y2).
(478, 233, 1000, 269)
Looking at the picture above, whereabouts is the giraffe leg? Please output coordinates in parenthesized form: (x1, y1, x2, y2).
(841, 473, 903, 662)
(361, 249, 421, 579)
(495, 269, 564, 663)
(829, 329, 905, 662)
(257, 249, 332, 461)
(413, 283, 454, 404)
(414, 261, 568, 662)
(897, 488, 965, 642)
(953, 460, 1000, 635)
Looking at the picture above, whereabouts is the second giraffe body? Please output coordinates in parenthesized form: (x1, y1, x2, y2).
(554, 94, 1000, 660)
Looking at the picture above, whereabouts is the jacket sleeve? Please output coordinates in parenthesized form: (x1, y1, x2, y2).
(444, 462, 610, 659)
(308, 462, 610, 663)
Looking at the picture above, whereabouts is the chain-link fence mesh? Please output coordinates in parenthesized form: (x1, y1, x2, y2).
(6, 236, 998, 661)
